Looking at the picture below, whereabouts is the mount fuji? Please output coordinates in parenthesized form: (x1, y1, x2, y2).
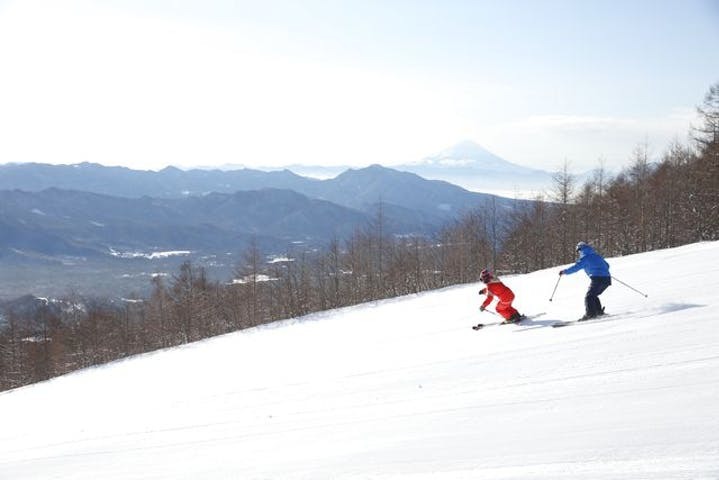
(398, 141, 554, 196)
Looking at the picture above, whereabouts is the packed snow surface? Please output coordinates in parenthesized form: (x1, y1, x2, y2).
(1, 242, 718, 479)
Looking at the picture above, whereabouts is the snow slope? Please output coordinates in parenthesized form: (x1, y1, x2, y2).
(1, 242, 718, 479)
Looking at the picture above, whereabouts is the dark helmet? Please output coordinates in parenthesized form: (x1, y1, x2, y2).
(480, 269, 493, 283)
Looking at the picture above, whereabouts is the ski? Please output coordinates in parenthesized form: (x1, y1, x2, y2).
(472, 312, 546, 330)
(552, 314, 612, 328)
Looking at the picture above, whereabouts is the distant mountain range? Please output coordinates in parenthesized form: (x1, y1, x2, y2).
(0, 187, 372, 260)
(0, 163, 525, 244)
(0, 162, 312, 198)
(0, 160, 536, 298)
(0, 164, 525, 259)
(0, 141, 557, 198)
(276, 141, 556, 195)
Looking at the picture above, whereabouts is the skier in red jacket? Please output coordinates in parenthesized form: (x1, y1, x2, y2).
(478, 269, 523, 323)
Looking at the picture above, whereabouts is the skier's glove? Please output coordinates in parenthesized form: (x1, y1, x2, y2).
(479, 288, 487, 295)
(559, 270, 565, 276)
(479, 306, 486, 312)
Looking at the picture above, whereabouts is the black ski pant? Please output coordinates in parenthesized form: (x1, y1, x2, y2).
(585, 276, 611, 317)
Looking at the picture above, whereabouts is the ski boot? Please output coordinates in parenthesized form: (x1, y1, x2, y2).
(501, 312, 523, 324)
(578, 307, 605, 322)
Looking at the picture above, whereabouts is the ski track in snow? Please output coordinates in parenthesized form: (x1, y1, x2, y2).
(1, 242, 718, 479)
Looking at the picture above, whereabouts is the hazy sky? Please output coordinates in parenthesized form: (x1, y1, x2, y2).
(0, 0, 717, 172)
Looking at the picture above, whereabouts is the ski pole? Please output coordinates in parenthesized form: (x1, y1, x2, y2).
(611, 276, 648, 298)
(549, 275, 562, 302)
(472, 309, 499, 330)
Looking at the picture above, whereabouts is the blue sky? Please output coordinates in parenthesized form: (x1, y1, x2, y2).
(0, 0, 717, 172)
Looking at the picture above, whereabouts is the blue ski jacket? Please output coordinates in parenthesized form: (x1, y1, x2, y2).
(562, 244, 610, 277)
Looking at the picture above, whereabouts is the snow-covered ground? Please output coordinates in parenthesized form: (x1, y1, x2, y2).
(1, 242, 718, 479)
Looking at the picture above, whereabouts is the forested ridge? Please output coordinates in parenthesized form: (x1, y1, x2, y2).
(1, 82, 717, 391)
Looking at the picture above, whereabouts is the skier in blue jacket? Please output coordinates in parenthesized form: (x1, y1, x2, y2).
(559, 241, 611, 320)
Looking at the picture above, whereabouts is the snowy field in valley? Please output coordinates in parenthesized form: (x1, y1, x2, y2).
(1, 242, 718, 479)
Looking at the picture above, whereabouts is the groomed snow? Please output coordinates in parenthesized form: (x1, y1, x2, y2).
(1, 242, 718, 479)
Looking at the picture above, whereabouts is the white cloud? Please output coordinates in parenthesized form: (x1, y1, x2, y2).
(509, 110, 695, 135)
(481, 109, 697, 171)
(512, 114, 639, 132)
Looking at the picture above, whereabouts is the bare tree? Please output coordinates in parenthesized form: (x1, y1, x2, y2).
(693, 82, 719, 148)
(551, 160, 576, 264)
(235, 238, 264, 325)
(692, 82, 719, 238)
(628, 142, 653, 251)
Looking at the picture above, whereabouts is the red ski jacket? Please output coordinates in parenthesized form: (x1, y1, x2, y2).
(479, 280, 515, 308)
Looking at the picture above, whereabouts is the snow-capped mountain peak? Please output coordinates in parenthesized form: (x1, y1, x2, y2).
(398, 140, 553, 196)
(418, 140, 540, 173)
(424, 140, 507, 167)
